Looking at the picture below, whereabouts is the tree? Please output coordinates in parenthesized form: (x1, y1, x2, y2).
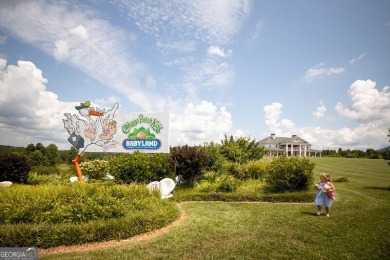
(28, 150, 49, 166)
(220, 135, 266, 165)
(68, 146, 78, 161)
(35, 143, 46, 156)
(168, 145, 208, 186)
(201, 141, 225, 172)
(26, 143, 36, 153)
(0, 153, 32, 183)
(46, 144, 59, 166)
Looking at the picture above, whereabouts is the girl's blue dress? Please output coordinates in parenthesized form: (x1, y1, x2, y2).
(314, 182, 333, 207)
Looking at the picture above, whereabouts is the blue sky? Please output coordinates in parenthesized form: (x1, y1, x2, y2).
(0, 0, 389, 151)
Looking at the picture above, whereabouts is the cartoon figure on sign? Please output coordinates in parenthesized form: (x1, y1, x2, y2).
(128, 126, 156, 140)
(63, 101, 119, 181)
(100, 119, 117, 140)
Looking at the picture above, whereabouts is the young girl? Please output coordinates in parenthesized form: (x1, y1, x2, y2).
(314, 173, 336, 217)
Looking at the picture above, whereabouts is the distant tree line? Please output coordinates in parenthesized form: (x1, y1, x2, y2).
(1, 138, 389, 168)
(321, 148, 390, 160)
(0, 143, 112, 167)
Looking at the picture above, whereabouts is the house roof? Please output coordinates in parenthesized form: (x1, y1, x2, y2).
(259, 135, 312, 146)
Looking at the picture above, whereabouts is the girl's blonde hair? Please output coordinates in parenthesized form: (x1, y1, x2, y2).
(320, 172, 332, 183)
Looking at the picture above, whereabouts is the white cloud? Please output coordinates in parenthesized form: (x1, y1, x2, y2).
(121, 0, 251, 46)
(170, 101, 232, 146)
(0, 58, 233, 149)
(0, 0, 249, 116)
(53, 40, 70, 60)
(0, 58, 6, 70)
(313, 101, 326, 118)
(207, 46, 233, 58)
(156, 40, 196, 53)
(184, 59, 234, 88)
(0, 58, 74, 148)
(94, 96, 121, 108)
(263, 80, 390, 150)
(70, 25, 89, 40)
(303, 63, 345, 83)
(335, 79, 390, 123)
(350, 52, 367, 65)
(263, 102, 282, 132)
(0, 1, 155, 111)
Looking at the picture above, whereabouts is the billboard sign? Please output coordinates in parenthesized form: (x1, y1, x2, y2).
(63, 101, 169, 154)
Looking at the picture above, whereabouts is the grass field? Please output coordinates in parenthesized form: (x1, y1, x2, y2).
(41, 158, 390, 259)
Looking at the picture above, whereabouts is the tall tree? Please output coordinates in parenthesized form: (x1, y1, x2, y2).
(46, 144, 59, 166)
(35, 143, 46, 156)
(220, 135, 266, 165)
(26, 143, 36, 153)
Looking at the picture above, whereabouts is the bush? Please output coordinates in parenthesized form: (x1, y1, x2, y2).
(195, 172, 239, 193)
(168, 145, 208, 186)
(80, 159, 109, 179)
(221, 161, 240, 178)
(27, 172, 69, 185)
(240, 161, 267, 180)
(201, 142, 226, 172)
(0, 153, 32, 183)
(202, 171, 220, 183)
(0, 184, 179, 248)
(265, 156, 316, 192)
(194, 181, 219, 192)
(220, 134, 266, 165)
(30, 165, 61, 175)
(217, 175, 239, 192)
(109, 152, 172, 184)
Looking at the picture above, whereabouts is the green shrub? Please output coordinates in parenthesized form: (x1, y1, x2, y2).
(28, 150, 49, 166)
(0, 184, 179, 248)
(265, 156, 316, 192)
(220, 134, 266, 164)
(333, 176, 350, 182)
(201, 142, 226, 172)
(217, 175, 239, 192)
(109, 152, 172, 184)
(168, 145, 208, 186)
(221, 161, 240, 178)
(30, 165, 61, 175)
(80, 159, 109, 179)
(195, 173, 239, 193)
(0, 153, 32, 183)
(27, 172, 68, 185)
(240, 161, 267, 180)
(202, 171, 220, 183)
(194, 181, 219, 192)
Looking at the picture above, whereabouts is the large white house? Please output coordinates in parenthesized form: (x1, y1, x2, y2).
(259, 134, 321, 157)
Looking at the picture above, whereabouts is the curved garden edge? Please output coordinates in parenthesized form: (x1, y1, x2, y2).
(38, 200, 312, 257)
(38, 203, 188, 257)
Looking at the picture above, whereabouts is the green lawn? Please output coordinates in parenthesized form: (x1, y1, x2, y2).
(41, 158, 390, 259)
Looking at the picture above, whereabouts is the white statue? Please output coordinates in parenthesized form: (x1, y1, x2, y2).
(147, 178, 176, 199)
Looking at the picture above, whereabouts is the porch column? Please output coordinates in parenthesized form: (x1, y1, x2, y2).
(299, 145, 302, 156)
(304, 145, 307, 157)
(291, 144, 293, 156)
(285, 144, 288, 156)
